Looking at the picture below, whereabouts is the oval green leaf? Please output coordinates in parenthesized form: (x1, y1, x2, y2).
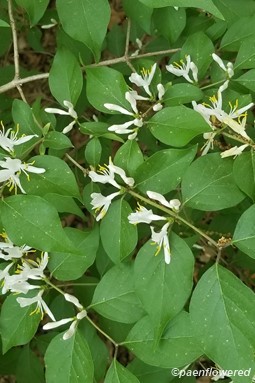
(182, 153, 245, 210)
(148, 106, 210, 147)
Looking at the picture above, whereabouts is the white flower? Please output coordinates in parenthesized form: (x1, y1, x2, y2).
(212, 53, 234, 78)
(192, 81, 253, 139)
(2, 274, 40, 295)
(105, 91, 143, 139)
(220, 144, 249, 158)
(166, 55, 198, 83)
(201, 131, 217, 155)
(150, 222, 171, 264)
(0, 233, 32, 261)
(19, 252, 48, 281)
(16, 290, 56, 321)
(129, 63, 157, 97)
(43, 310, 87, 340)
(41, 18, 58, 29)
(0, 262, 13, 287)
(89, 157, 134, 189)
(45, 100, 77, 134)
(174, 6, 179, 10)
(91, 191, 120, 221)
(153, 84, 165, 111)
(128, 204, 166, 225)
(147, 191, 181, 211)
(0, 157, 45, 194)
(0, 123, 38, 153)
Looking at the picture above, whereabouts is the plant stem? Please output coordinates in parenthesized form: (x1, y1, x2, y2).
(7, 0, 27, 102)
(65, 153, 88, 175)
(85, 315, 119, 348)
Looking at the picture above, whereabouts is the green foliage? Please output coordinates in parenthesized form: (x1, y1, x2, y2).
(45, 330, 94, 383)
(56, 0, 111, 62)
(2, 0, 255, 382)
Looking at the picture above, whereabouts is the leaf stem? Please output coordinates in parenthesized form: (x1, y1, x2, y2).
(85, 314, 119, 348)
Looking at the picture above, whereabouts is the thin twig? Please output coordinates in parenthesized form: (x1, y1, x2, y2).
(0, 73, 49, 94)
(124, 19, 136, 72)
(8, 0, 27, 102)
(86, 47, 180, 68)
(0, 47, 179, 94)
(65, 153, 88, 174)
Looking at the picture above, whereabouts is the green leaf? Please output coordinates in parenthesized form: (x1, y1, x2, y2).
(128, 358, 175, 383)
(45, 330, 94, 383)
(0, 293, 40, 353)
(123, 0, 153, 34)
(12, 99, 42, 136)
(21, 155, 80, 198)
(44, 194, 85, 219)
(0, 195, 76, 253)
(163, 84, 203, 106)
(235, 37, 255, 70)
(182, 153, 245, 211)
(56, 0, 110, 62)
(90, 263, 145, 323)
(15, 0, 49, 25)
(80, 321, 108, 382)
(233, 204, 255, 259)
(86, 66, 129, 112)
(15, 346, 44, 383)
(49, 48, 83, 105)
(148, 106, 210, 147)
(43, 131, 73, 150)
(105, 360, 140, 383)
(134, 233, 194, 340)
(181, 31, 214, 78)
(220, 15, 255, 51)
(124, 312, 202, 368)
(100, 199, 138, 264)
(138, 0, 224, 19)
(233, 151, 255, 201)
(49, 227, 99, 280)
(153, 7, 186, 44)
(0, 20, 10, 28)
(190, 265, 255, 377)
(213, 0, 255, 24)
(235, 69, 255, 92)
(85, 137, 102, 167)
(114, 140, 144, 176)
(134, 146, 197, 194)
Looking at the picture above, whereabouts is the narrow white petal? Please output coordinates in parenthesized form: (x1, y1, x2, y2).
(63, 320, 77, 340)
(64, 293, 83, 309)
(62, 120, 76, 134)
(212, 53, 226, 71)
(77, 310, 87, 320)
(190, 62, 198, 82)
(125, 92, 138, 114)
(147, 191, 170, 208)
(45, 108, 69, 115)
(104, 103, 133, 116)
(43, 317, 74, 330)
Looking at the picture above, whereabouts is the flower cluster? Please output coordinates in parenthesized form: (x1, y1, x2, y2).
(89, 157, 134, 221)
(0, 124, 45, 193)
(166, 55, 198, 83)
(0, 233, 54, 317)
(0, 232, 87, 340)
(192, 80, 253, 157)
(128, 191, 181, 264)
(104, 63, 165, 140)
